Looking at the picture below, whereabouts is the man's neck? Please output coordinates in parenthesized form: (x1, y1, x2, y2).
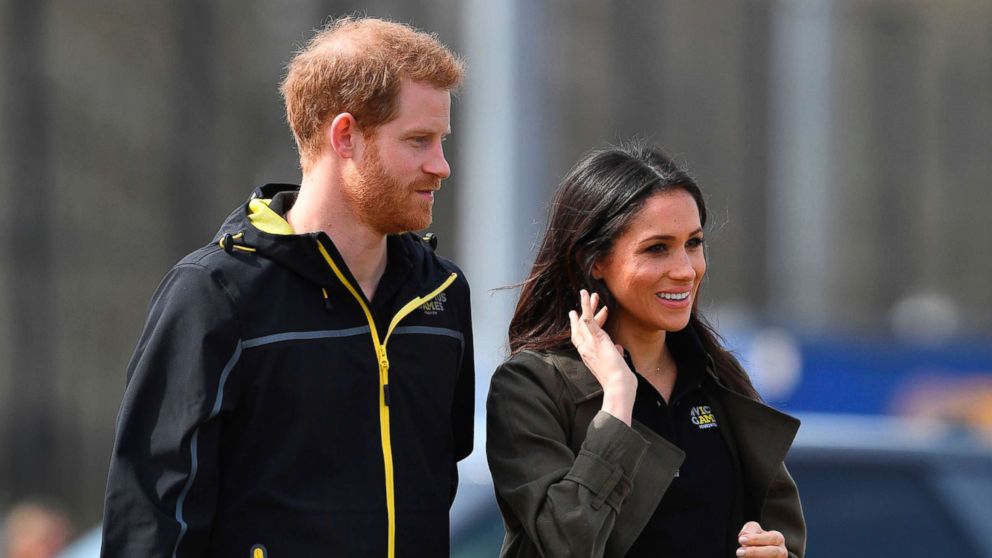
(288, 170, 388, 301)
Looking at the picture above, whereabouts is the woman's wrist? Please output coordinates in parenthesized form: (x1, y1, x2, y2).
(601, 375, 637, 426)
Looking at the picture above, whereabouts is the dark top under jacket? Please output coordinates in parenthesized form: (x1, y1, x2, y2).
(625, 329, 739, 558)
(101, 184, 475, 558)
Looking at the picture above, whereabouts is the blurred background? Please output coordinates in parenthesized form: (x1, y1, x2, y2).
(1, 0, 991, 556)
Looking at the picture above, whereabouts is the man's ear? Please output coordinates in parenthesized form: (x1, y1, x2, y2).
(329, 113, 359, 158)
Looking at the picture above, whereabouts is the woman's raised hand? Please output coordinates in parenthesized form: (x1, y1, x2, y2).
(569, 289, 638, 425)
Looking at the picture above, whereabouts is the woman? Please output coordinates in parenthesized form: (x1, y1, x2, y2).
(486, 142, 805, 557)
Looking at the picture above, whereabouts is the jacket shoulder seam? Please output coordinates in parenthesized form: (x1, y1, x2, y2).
(170, 261, 246, 345)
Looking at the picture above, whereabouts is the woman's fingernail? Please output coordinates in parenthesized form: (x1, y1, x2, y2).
(736, 549, 746, 557)
(738, 536, 748, 544)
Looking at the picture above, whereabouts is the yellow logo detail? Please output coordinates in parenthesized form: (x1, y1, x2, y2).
(420, 292, 447, 315)
(689, 405, 718, 429)
(251, 545, 267, 558)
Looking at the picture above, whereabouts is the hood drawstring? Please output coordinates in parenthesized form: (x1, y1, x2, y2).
(221, 231, 335, 312)
(321, 288, 333, 311)
(220, 232, 256, 254)
(421, 232, 438, 251)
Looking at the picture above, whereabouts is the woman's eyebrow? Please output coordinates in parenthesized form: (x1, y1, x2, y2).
(639, 228, 704, 243)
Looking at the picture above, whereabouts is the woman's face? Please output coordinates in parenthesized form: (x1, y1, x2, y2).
(592, 189, 706, 336)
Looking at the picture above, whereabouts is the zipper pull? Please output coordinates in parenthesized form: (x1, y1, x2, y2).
(378, 346, 391, 406)
(378, 346, 389, 371)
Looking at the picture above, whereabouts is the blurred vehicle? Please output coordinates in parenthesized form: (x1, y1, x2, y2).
(450, 413, 992, 557)
(56, 527, 99, 558)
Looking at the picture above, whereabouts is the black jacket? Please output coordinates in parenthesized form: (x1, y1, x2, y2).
(102, 184, 475, 557)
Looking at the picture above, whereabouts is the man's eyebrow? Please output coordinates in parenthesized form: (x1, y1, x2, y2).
(404, 127, 450, 136)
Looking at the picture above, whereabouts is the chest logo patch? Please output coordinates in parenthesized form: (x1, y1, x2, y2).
(420, 292, 447, 316)
(689, 405, 718, 429)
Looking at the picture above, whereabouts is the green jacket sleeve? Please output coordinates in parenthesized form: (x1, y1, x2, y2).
(486, 353, 649, 558)
(763, 463, 806, 558)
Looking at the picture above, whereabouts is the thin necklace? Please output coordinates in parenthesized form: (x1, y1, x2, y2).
(641, 351, 674, 378)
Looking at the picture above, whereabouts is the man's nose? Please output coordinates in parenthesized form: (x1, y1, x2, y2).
(424, 144, 450, 179)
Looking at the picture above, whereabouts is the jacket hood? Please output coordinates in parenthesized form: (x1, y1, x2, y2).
(211, 183, 444, 291)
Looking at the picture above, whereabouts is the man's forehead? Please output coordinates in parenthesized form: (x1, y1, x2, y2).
(392, 81, 451, 125)
(397, 79, 451, 104)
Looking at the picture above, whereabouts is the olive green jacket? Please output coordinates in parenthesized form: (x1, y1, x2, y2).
(486, 349, 806, 558)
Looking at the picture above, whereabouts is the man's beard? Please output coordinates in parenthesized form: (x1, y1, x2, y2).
(346, 139, 440, 235)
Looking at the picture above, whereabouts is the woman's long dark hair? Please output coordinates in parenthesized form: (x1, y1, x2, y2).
(508, 141, 760, 400)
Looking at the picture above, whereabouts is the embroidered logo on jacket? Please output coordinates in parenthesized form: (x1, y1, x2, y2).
(420, 292, 446, 315)
(689, 405, 718, 429)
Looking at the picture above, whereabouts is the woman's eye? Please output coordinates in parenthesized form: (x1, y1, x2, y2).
(687, 237, 705, 249)
(647, 243, 668, 253)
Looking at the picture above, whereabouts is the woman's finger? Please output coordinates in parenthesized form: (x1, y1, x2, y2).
(568, 310, 583, 347)
(735, 545, 787, 558)
(739, 530, 785, 548)
(580, 289, 594, 322)
(739, 521, 762, 536)
(594, 305, 608, 328)
(571, 297, 593, 349)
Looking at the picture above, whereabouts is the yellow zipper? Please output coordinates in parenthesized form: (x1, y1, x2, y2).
(316, 239, 457, 558)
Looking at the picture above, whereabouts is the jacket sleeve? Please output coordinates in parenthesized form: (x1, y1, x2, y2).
(486, 354, 649, 558)
(452, 276, 475, 463)
(101, 263, 242, 558)
(762, 463, 806, 558)
(449, 275, 475, 505)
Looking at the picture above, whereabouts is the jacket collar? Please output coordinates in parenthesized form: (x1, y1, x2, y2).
(548, 334, 800, 523)
(550, 326, 717, 402)
(211, 185, 446, 305)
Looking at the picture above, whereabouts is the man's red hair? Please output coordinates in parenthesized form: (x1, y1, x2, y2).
(281, 17, 465, 170)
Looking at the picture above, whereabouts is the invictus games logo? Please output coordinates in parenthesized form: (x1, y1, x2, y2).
(689, 405, 718, 429)
(420, 292, 447, 316)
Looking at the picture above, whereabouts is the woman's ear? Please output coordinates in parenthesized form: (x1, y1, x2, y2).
(591, 261, 603, 281)
(579, 248, 606, 282)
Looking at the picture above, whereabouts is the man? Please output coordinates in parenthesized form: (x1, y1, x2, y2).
(102, 17, 473, 557)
